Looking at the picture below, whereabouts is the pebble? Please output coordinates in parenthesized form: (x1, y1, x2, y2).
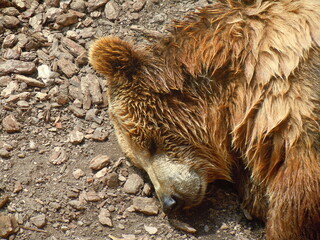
(123, 173, 144, 195)
(2, 34, 18, 48)
(15, 74, 46, 88)
(0, 196, 10, 209)
(1, 81, 19, 98)
(0, 214, 19, 238)
(0, 60, 36, 76)
(3, 46, 21, 60)
(70, 0, 86, 12)
(133, 0, 146, 12)
(46, 7, 64, 22)
(0, 76, 11, 87)
(68, 200, 85, 210)
(13, 181, 23, 193)
(69, 129, 85, 144)
(142, 183, 152, 196)
(89, 154, 110, 171)
(104, 0, 120, 21)
(0, 149, 11, 158)
(98, 208, 113, 227)
(94, 167, 108, 179)
(61, 37, 86, 57)
(45, 0, 60, 7)
(29, 13, 44, 30)
(87, 0, 109, 12)
(73, 168, 86, 179)
(30, 214, 46, 228)
(49, 147, 69, 165)
(144, 225, 158, 235)
(105, 172, 119, 188)
(84, 191, 102, 202)
(2, 114, 21, 133)
(3, 16, 20, 28)
(132, 197, 159, 215)
(91, 128, 109, 141)
(37, 64, 54, 80)
(69, 104, 86, 118)
(220, 222, 229, 230)
(55, 12, 79, 27)
(57, 58, 79, 77)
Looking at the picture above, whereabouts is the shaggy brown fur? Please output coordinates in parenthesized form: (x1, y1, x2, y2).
(89, 0, 320, 239)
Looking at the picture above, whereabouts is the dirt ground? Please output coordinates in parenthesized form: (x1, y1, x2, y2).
(0, 0, 266, 239)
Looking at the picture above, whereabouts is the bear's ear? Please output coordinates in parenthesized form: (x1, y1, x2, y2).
(89, 36, 145, 79)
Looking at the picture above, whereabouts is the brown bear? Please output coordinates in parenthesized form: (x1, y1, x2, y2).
(89, 0, 320, 239)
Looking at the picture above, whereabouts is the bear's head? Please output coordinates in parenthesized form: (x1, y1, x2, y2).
(89, 36, 233, 214)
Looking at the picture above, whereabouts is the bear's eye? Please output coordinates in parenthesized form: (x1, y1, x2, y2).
(149, 139, 157, 155)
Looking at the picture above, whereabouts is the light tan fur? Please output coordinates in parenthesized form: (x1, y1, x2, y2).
(89, 0, 320, 239)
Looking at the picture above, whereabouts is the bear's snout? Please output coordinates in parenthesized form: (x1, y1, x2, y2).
(162, 195, 185, 214)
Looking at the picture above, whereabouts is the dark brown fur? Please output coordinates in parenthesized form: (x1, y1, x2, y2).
(89, 0, 320, 239)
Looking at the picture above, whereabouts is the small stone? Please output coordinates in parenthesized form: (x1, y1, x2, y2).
(3, 46, 21, 60)
(144, 225, 158, 234)
(20, 51, 37, 61)
(15, 74, 45, 88)
(133, 0, 146, 12)
(87, 0, 109, 12)
(13, 181, 23, 193)
(105, 172, 119, 188)
(85, 191, 101, 202)
(69, 129, 84, 144)
(70, 0, 86, 12)
(0, 214, 19, 238)
(57, 58, 79, 77)
(2, 115, 21, 133)
(68, 105, 86, 118)
(30, 214, 46, 228)
(123, 173, 144, 195)
(12, 0, 26, 9)
(0, 196, 10, 209)
(49, 147, 68, 165)
(104, 0, 120, 21)
(17, 100, 29, 108)
(94, 167, 108, 179)
(37, 65, 54, 80)
(46, 7, 64, 22)
(98, 208, 113, 227)
(0, 76, 11, 87)
(0, 60, 36, 76)
(29, 13, 44, 30)
(61, 37, 86, 57)
(91, 128, 109, 141)
(79, 27, 96, 38)
(142, 183, 152, 196)
(220, 223, 229, 230)
(2, 34, 18, 48)
(68, 200, 85, 210)
(76, 51, 88, 66)
(89, 155, 110, 170)
(1, 7, 19, 16)
(55, 12, 78, 27)
(132, 197, 159, 215)
(73, 169, 85, 179)
(35, 92, 48, 101)
(45, 0, 59, 7)
(1, 81, 19, 98)
(0, 149, 11, 159)
(3, 16, 20, 28)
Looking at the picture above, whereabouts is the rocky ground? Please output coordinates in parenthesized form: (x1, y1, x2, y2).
(0, 0, 266, 239)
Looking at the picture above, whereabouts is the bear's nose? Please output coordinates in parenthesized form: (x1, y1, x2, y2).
(162, 195, 185, 214)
